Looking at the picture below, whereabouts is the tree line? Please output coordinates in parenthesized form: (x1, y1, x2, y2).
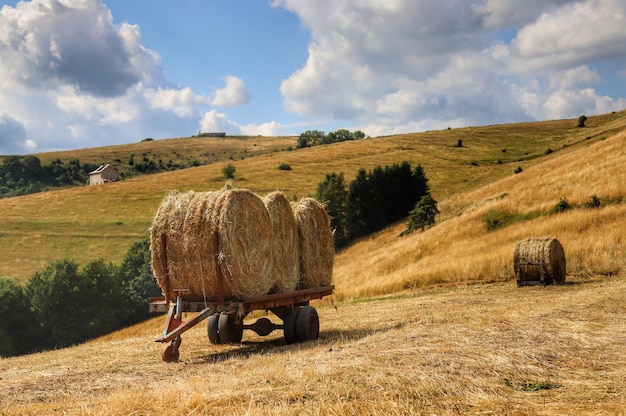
(0, 238, 161, 357)
(0, 155, 100, 198)
(317, 161, 438, 248)
(297, 129, 366, 149)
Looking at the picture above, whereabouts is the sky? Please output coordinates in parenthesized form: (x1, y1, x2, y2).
(0, 0, 625, 154)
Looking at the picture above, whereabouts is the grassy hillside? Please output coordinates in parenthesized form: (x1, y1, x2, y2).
(333, 128, 626, 299)
(0, 113, 625, 415)
(1, 111, 624, 283)
(30, 135, 298, 179)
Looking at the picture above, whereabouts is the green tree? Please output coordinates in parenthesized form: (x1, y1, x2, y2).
(297, 130, 325, 148)
(21, 156, 42, 179)
(578, 115, 588, 128)
(347, 168, 372, 239)
(353, 130, 366, 140)
(0, 278, 36, 356)
(325, 129, 354, 144)
(116, 238, 161, 324)
(81, 259, 120, 335)
(404, 195, 440, 234)
(317, 172, 350, 247)
(26, 259, 100, 348)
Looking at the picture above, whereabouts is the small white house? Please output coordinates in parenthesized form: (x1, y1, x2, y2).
(88, 164, 118, 185)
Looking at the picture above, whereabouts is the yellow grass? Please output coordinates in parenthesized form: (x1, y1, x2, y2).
(1, 276, 624, 415)
(0, 116, 625, 415)
(333, 130, 626, 299)
(1, 112, 625, 282)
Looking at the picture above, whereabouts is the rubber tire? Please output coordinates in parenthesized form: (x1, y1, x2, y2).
(207, 313, 221, 344)
(283, 306, 301, 345)
(218, 313, 244, 344)
(296, 306, 319, 343)
(161, 343, 180, 362)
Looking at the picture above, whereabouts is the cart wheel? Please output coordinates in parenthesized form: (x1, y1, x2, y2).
(296, 306, 319, 343)
(207, 313, 221, 344)
(283, 306, 301, 345)
(218, 313, 243, 344)
(161, 343, 180, 362)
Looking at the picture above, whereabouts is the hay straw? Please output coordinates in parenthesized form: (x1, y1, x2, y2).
(263, 191, 300, 293)
(151, 190, 333, 300)
(213, 189, 275, 299)
(292, 198, 334, 288)
(513, 236, 566, 284)
(150, 190, 231, 301)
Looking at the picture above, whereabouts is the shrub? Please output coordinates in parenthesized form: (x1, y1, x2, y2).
(514, 166, 523, 174)
(222, 164, 236, 179)
(552, 197, 571, 213)
(584, 194, 601, 209)
(278, 163, 292, 171)
(483, 208, 541, 231)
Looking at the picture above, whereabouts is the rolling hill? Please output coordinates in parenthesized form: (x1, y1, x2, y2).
(1, 111, 624, 284)
(0, 112, 624, 414)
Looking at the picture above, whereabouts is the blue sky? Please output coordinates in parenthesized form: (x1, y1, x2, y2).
(1, 0, 625, 154)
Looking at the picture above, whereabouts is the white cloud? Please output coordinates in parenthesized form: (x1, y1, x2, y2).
(199, 110, 243, 135)
(0, 0, 159, 96)
(510, 0, 626, 72)
(199, 110, 284, 136)
(549, 66, 601, 90)
(211, 76, 251, 107)
(275, 0, 626, 136)
(0, 0, 248, 153)
(474, 0, 574, 29)
(144, 87, 210, 117)
(543, 89, 626, 120)
(1, 0, 625, 153)
(241, 121, 284, 136)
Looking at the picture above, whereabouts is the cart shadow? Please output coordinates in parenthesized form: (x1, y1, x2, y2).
(189, 321, 406, 365)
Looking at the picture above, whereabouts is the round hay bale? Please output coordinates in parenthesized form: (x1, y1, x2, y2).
(513, 236, 566, 285)
(213, 189, 275, 299)
(263, 191, 300, 293)
(292, 198, 334, 288)
(150, 190, 231, 301)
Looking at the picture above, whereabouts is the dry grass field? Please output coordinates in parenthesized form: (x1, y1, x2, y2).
(1, 113, 625, 415)
(1, 112, 624, 283)
(333, 129, 626, 299)
(1, 276, 624, 415)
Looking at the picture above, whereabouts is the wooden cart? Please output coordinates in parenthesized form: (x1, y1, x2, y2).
(149, 285, 334, 362)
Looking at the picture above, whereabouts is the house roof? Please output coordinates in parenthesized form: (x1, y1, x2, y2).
(89, 164, 113, 175)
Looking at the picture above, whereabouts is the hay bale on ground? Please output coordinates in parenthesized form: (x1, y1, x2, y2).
(263, 191, 300, 293)
(150, 190, 231, 301)
(513, 236, 566, 285)
(292, 198, 334, 288)
(213, 189, 275, 298)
